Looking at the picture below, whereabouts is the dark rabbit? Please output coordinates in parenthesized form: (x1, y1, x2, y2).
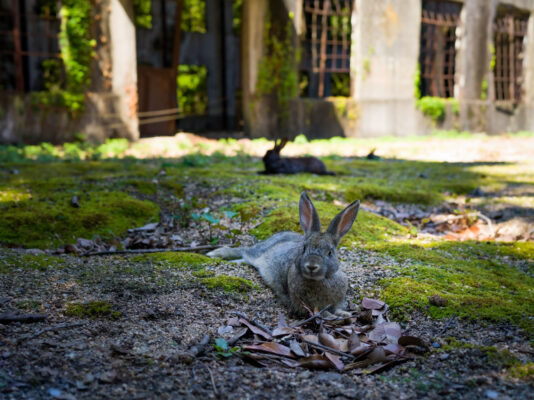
(208, 192, 360, 317)
(262, 138, 335, 175)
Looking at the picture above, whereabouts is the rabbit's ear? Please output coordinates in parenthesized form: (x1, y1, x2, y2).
(299, 192, 321, 235)
(326, 200, 360, 246)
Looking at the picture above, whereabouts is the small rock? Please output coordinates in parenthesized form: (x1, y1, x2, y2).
(432, 342, 441, 348)
(439, 353, 449, 361)
(485, 390, 499, 399)
(25, 248, 45, 255)
(428, 295, 448, 307)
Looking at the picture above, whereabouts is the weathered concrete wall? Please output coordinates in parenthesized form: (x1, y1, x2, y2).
(354, 0, 421, 137)
(241, 0, 269, 137)
(0, 93, 129, 144)
(110, 0, 139, 140)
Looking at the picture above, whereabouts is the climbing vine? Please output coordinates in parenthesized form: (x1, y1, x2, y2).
(33, 0, 94, 114)
(133, 0, 152, 28)
(255, 11, 298, 126)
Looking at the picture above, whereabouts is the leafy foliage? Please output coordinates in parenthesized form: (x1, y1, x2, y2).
(182, 0, 206, 33)
(255, 11, 298, 126)
(32, 0, 94, 114)
(133, 0, 152, 28)
(177, 65, 208, 115)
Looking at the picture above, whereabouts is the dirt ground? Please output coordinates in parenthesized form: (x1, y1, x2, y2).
(1, 134, 533, 399)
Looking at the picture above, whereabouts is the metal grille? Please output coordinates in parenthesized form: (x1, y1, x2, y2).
(0, 1, 61, 92)
(301, 0, 353, 98)
(493, 13, 529, 103)
(418, 1, 461, 98)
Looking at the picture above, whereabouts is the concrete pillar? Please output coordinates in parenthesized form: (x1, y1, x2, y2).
(354, 0, 421, 136)
(241, 0, 268, 137)
(109, 0, 139, 140)
(457, 0, 490, 131)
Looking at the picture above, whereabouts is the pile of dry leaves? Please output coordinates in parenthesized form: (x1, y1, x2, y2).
(214, 298, 428, 374)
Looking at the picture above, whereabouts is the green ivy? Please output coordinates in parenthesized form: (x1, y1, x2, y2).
(255, 11, 298, 125)
(182, 0, 206, 33)
(32, 0, 94, 114)
(177, 65, 208, 115)
(413, 63, 421, 100)
(416, 96, 459, 123)
(133, 0, 152, 28)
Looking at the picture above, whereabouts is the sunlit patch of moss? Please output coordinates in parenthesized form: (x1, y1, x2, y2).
(509, 362, 534, 381)
(201, 275, 257, 293)
(0, 188, 31, 203)
(377, 240, 534, 337)
(192, 269, 215, 278)
(124, 179, 157, 195)
(158, 180, 184, 197)
(65, 300, 120, 320)
(0, 254, 65, 273)
(250, 201, 405, 245)
(0, 191, 159, 248)
(130, 252, 212, 271)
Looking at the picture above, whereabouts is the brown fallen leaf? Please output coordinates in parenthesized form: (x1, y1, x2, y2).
(243, 342, 295, 358)
(350, 343, 373, 358)
(325, 352, 344, 371)
(362, 298, 385, 310)
(271, 327, 293, 337)
(367, 347, 387, 364)
(348, 331, 360, 353)
(297, 354, 334, 370)
(289, 339, 306, 357)
(301, 334, 319, 344)
(238, 318, 273, 340)
(383, 343, 403, 355)
(398, 336, 429, 354)
(318, 332, 340, 351)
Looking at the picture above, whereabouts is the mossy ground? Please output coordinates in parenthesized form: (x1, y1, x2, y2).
(200, 275, 257, 293)
(0, 253, 65, 272)
(1, 137, 533, 341)
(64, 300, 121, 320)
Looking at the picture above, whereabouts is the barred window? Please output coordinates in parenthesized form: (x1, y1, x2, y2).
(300, 0, 353, 98)
(418, 0, 461, 98)
(493, 9, 529, 103)
(0, 1, 61, 92)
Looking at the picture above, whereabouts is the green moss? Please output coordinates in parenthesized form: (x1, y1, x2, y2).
(130, 252, 212, 271)
(201, 275, 257, 293)
(0, 254, 65, 273)
(509, 362, 534, 381)
(378, 240, 534, 337)
(250, 201, 405, 245)
(0, 190, 158, 249)
(192, 269, 215, 278)
(65, 300, 120, 320)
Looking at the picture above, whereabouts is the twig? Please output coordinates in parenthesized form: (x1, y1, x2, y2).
(206, 367, 218, 397)
(435, 314, 457, 338)
(82, 245, 219, 257)
(0, 313, 47, 324)
(18, 322, 85, 342)
(231, 311, 273, 336)
(291, 305, 331, 328)
(301, 339, 356, 360)
(474, 212, 494, 237)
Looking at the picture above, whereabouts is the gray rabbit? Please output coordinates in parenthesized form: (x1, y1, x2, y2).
(208, 192, 360, 317)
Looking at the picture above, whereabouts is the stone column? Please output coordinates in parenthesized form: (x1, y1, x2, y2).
(457, 0, 491, 131)
(354, 0, 421, 136)
(109, 0, 139, 140)
(241, 0, 268, 137)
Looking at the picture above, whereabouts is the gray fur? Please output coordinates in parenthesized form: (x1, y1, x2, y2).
(207, 193, 359, 317)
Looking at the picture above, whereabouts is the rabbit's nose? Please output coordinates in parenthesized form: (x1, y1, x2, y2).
(305, 264, 319, 273)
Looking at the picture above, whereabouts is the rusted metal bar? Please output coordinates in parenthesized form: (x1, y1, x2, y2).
(318, 0, 329, 97)
(12, 0, 24, 92)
